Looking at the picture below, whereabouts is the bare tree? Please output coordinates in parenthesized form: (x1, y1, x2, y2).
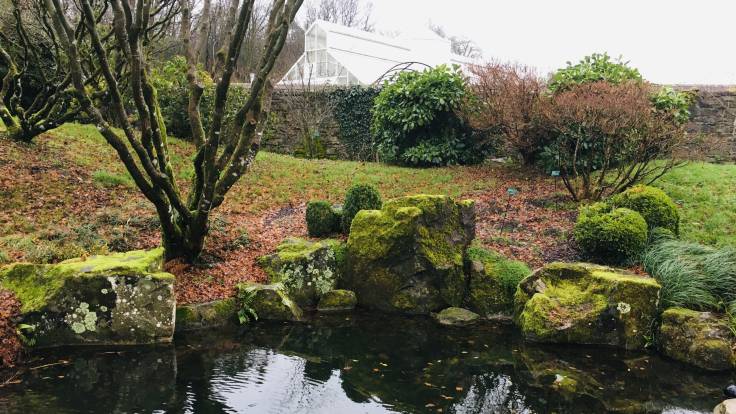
(429, 23, 482, 59)
(0, 0, 84, 142)
(279, 69, 335, 158)
(303, 0, 373, 31)
(45, 0, 303, 261)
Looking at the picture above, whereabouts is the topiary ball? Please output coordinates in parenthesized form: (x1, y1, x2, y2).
(306, 200, 340, 237)
(342, 184, 382, 234)
(574, 202, 648, 265)
(610, 185, 679, 235)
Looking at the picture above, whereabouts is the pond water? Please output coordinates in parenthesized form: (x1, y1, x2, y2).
(0, 313, 730, 414)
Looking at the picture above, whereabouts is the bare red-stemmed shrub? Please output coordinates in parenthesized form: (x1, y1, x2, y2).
(0, 289, 22, 368)
(540, 81, 686, 201)
(465, 61, 548, 164)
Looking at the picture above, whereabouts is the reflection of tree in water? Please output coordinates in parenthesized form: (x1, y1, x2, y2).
(450, 373, 532, 414)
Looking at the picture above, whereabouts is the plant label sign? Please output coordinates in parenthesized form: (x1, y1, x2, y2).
(507, 188, 519, 196)
(551, 170, 560, 177)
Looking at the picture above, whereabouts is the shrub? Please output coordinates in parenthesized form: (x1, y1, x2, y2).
(465, 61, 548, 164)
(539, 81, 686, 201)
(643, 240, 736, 311)
(372, 65, 481, 166)
(548, 53, 642, 93)
(342, 184, 382, 234)
(610, 185, 679, 234)
(574, 203, 648, 264)
(306, 201, 341, 237)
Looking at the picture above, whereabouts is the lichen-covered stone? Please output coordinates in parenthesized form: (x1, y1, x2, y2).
(344, 195, 475, 314)
(465, 245, 530, 319)
(175, 298, 238, 332)
(514, 262, 660, 350)
(258, 238, 344, 309)
(659, 307, 736, 371)
(433, 307, 480, 326)
(237, 283, 303, 322)
(317, 289, 357, 312)
(0, 249, 174, 347)
(714, 399, 736, 414)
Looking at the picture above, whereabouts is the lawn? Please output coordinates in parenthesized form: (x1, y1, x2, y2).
(1, 122, 734, 303)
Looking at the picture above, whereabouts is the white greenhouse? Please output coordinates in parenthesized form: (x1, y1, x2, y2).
(280, 20, 474, 86)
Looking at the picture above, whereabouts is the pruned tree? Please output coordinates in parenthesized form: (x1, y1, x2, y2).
(45, 0, 304, 261)
(0, 0, 84, 142)
(303, 0, 373, 31)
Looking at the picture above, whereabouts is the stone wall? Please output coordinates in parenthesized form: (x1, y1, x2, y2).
(679, 86, 736, 161)
(262, 89, 349, 159)
(262, 86, 736, 162)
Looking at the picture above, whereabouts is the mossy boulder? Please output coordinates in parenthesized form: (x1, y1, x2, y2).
(344, 195, 475, 314)
(658, 307, 736, 371)
(514, 262, 660, 350)
(0, 249, 175, 347)
(258, 238, 344, 309)
(433, 307, 480, 326)
(237, 283, 303, 322)
(175, 298, 238, 332)
(465, 245, 531, 319)
(317, 289, 357, 312)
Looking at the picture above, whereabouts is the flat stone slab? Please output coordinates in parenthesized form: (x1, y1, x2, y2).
(433, 307, 480, 326)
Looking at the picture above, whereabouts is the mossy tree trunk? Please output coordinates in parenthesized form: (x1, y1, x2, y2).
(45, 0, 303, 262)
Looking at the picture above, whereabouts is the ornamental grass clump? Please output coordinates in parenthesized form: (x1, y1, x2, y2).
(643, 240, 736, 311)
(574, 202, 648, 265)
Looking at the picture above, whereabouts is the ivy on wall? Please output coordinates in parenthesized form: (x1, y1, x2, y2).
(328, 86, 379, 161)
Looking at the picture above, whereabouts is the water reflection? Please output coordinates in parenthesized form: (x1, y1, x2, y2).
(0, 313, 730, 413)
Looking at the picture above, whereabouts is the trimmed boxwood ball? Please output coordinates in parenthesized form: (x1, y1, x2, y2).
(610, 185, 679, 234)
(341, 184, 382, 234)
(306, 201, 340, 237)
(574, 202, 648, 265)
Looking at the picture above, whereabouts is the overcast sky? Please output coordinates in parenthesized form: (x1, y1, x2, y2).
(365, 0, 735, 85)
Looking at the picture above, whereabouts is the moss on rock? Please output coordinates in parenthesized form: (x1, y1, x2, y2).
(317, 289, 357, 312)
(514, 262, 660, 350)
(258, 238, 344, 309)
(0, 249, 174, 347)
(433, 307, 480, 326)
(658, 307, 735, 371)
(237, 283, 303, 322)
(344, 195, 475, 314)
(175, 298, 238, 332)
(465, 245, 531, 319)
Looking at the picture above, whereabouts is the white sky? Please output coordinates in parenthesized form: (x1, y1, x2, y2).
(366, 0, 736, 85)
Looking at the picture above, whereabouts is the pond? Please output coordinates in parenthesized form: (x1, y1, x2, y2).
(0, 313, 730, 414)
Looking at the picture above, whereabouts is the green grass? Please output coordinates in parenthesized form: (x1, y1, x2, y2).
(92, 170, 134, 188)
(655, 162, 736, 247)
(48, 123, 498, 214)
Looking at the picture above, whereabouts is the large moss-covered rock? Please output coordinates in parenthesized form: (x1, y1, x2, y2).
(258, 238, 345, 309)
(465, 245, 531, 319)
(317, 289, 357, 312)
(344, 195, 475, 314)
(0, 249, 175, 347)
(514, 262, 660, 350)
(175, 298, 238, 332)
(237, 283, 303, 322)
(659, 308, 736, 371)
